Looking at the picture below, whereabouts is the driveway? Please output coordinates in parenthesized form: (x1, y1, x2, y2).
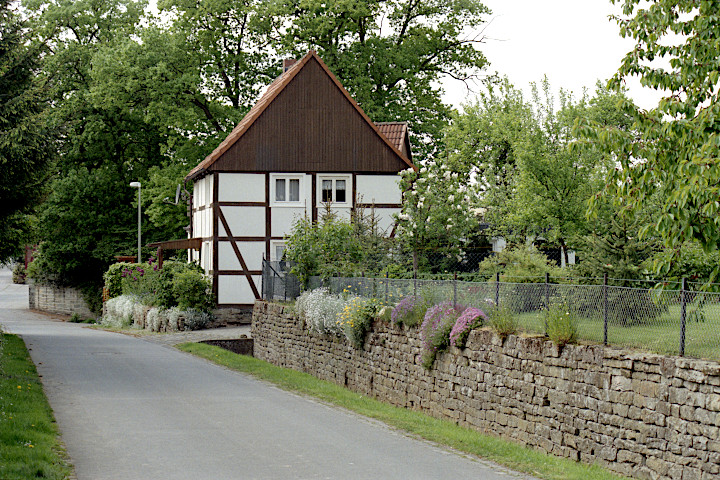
(0, 268, 537, 480)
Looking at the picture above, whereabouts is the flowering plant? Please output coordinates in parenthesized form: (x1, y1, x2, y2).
(295, 288, 345, 337)
(390, 295, 428, 327)
(337, 296, 380, 349)
(449, 307, 487, 348)
(419, 301, 464, 369)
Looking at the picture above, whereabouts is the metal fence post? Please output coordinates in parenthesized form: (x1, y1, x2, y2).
(413, 270, 417, 296)
(495, 272, 500, 307)
(385, 269, 389, 303)
(544, 272, 550, 334)
(453, 272, 458, 306)
(680, 277, 687, 356)
(603, 272, 608, 346)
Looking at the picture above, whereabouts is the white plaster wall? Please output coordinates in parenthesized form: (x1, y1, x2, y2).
(356, 175, 401, 204)
(271, 207, 307, 237)
(203, 241, 212, 273)
(219, 173, 265, 202)
(492, 237, 506, 253)
(218, 274, 261, 305)
(372, 208, 400, 234)
(218, 241, 265, 271)
(219, 206, 265, 237)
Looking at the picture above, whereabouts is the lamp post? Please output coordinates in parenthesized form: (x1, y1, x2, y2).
(129, 182, 141, 263)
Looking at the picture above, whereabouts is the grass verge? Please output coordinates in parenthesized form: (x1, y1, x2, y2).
(0, 333, 73, 480)
(178, 342, 627, 480)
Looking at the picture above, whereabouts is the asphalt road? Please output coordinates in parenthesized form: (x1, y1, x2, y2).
(0, 268, 537, 480)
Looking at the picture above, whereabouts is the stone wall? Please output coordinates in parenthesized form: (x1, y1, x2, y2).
(28, 283, 95, 318)
(252, 300, 720, 480)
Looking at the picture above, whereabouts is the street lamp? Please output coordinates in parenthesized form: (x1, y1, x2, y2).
(129, 182, 141, 263)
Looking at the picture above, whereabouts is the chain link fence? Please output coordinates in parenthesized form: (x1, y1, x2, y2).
(263, 263, 720, 361)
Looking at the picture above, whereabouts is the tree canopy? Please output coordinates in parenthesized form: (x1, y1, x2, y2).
(594, 0, 720, 278)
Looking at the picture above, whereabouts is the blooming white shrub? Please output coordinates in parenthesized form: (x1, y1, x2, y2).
(296, 288, 345, 337)
(165, 307, 183, 332)
(102, 295, 138, 327)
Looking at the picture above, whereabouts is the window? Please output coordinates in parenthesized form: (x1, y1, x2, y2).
(271, 174, 304, 206)
(318, 175, 350, 205)
(270, 240, 286, 261)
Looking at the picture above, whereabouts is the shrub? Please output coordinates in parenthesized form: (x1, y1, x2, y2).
(337, 296, 380, 349)
(103, 262, 133, 298)
(12, 263, 26, 284)
(545, 302, 578, 347)
(391, 295, 428, 327)
(419, 301, 464, 369)
(295, 288, 345, 336)
(488, 305, 517, 340)
(102, 295, 137, 328)
(449, 307, 487, 348)
(183, 308, 213, 331)
(172, 269, 213, 311)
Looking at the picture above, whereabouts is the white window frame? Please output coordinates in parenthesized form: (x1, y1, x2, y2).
(270, 174, 304, 207)
(269, 240, 287, 261)
(317, 174, 352, 206)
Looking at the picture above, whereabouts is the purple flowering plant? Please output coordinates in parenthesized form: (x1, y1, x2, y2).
(391, 295, 428, 327)
(419, 301, 464, 369)
(449, 307, 487, 348)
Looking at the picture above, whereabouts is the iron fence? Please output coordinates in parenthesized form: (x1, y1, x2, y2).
(261, 260, 302, 302)
(262, 264, 720, 360)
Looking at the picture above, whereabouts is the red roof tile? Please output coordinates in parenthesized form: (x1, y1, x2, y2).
(375, 122, 408, 152)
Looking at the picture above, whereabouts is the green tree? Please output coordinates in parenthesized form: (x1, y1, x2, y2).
(395, 157, 478, 271)
(271, 0, 490, 160)
(0, 0, 53, 261)
(597, 0, 720, 278)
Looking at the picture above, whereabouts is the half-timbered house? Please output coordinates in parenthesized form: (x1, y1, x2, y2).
(185, 51, 415, 308)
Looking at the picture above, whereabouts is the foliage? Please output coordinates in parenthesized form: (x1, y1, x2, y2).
(337, 296, 381, 349)
(477, 244, 561, 281)
(271, 0, 490, 160)
(11, 263, 26, 284)
(102, 295, 137, 328)
(449, 307, 487, 348)
(587, 1, 720, 280)
(172, 269, 214, 312)
(647, 242, 720, 286)
(0, 1, 54, 262)
(488, 305, 517, 340)
(295, 288, 345, 337)
(419, 301, 463, 369)
(285, 211, 392, 285)
(0, 334, 73, 480)
(391, 295, 428, 327)
(104, 260, 213, 312)
(395, 157, 478, 271)
(545, 302, 578, 347)
(182, 309, 213, 331)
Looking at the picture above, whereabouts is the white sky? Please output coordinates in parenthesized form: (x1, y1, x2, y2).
(442, 0, 663, 111)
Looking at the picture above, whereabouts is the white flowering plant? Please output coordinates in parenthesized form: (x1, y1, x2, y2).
(295, 288, 345, 337)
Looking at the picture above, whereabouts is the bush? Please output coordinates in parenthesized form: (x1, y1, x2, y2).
(545, 302, 578, 347)
(12, 263, 26, 284)
(488, 305, 517, 340)
(337, 296, 381, 349)
(295, 288, 345, 337)
(449, 307, 487, 348)
(183, 308, 213, 331)
(419, 301, 464, 369)
(102, 295, 137, 328)
(172, 269, 213, 311)
(103, 262, 133, 298)
(391, 295, 428, 327)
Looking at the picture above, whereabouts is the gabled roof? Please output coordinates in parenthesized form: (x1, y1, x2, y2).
(187, 51, 415, 181)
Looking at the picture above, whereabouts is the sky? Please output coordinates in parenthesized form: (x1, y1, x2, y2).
(442, 0, 662, 111)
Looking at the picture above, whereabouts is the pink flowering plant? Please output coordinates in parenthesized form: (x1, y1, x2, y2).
(449, 307, 488, 348)
(391, 295, 428, 327)
(419, 301, 464, 369)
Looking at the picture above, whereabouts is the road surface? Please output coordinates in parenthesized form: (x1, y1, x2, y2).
(0, 268, 537, 480)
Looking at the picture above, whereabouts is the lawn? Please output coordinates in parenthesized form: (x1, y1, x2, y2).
(0, 333, 73, 480)
(515, 304, 720, 360)
(179, 342, 628, 480)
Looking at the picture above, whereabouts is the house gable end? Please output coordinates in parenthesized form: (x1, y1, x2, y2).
(196, 54, 413, 175)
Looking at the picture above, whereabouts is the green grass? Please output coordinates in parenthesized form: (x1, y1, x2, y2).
(178, 342, 627, 480)
(515, 304, 720, 360)
(0, 334, 73, 480)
